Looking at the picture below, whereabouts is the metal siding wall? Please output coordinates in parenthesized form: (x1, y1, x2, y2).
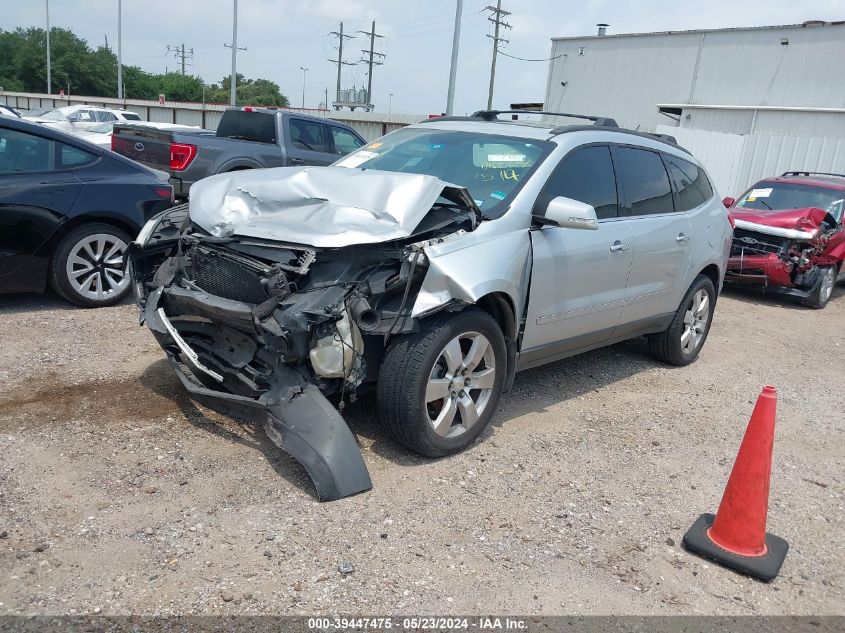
(547, 23, 845, 132)
(0, 91, 420, 141)
(659, 125, 845, 196)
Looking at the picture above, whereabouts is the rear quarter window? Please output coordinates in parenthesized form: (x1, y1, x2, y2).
(665, 155, 713, 211)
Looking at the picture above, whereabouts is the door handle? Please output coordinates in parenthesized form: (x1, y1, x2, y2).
(676, 233, 690, 243)
(609, 241, 629, 253)
(289, 158, 305, 166)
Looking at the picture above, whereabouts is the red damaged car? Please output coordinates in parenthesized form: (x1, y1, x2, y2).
(724, 171, 845, 308)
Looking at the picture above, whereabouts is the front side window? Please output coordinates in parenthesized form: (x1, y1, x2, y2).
(95, 111, 117, 122)
(331, 126, 364, 155)
(333, 127, 553, 219)
(0, 128, 55, 173)
(614, 147, 674, 216)
(288, 118, 330, 152)
(535, 145, 618, 219)
(665, 155, 713, 211)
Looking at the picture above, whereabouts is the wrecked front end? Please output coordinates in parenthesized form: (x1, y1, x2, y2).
(725, 208, 841, 299)
(128, 168, 480, 501)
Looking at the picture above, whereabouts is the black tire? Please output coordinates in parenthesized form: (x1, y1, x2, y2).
(648, 274, 716, 366)
(803, 266, 836, 309)
(50, 223, 132, 308)
(377, 308, 507, 457)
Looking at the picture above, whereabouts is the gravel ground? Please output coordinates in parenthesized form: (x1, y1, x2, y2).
(0, 284, 843, 616)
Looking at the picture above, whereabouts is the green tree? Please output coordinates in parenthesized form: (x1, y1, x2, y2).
(207, 74, 289, 106)
(0, 26, 289, 107)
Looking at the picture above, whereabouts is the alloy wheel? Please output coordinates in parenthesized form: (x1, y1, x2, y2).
(820, 268, 835, 304)
(65, 233, 129, 302)
(425, 332, 497, 438)
(681, 288, 710, 354)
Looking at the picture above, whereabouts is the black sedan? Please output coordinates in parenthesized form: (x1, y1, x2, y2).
(0, 116, 174, 307)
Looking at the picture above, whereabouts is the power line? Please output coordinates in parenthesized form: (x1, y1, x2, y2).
(358, 20, 385, 108)
(328, 22, 355, 105)
(484, 1, 511, 109)
(166, 43, 194, 74)
(495, 48, 567, 62)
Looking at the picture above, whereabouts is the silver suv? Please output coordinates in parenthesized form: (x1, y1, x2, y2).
(129, 110, 731, 500)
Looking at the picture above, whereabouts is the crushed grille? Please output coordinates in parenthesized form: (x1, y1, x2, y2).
(190, 246, 268, 304)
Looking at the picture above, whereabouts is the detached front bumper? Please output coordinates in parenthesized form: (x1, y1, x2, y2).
(725, 254, 821, 300)
(143, 285, 373, 502)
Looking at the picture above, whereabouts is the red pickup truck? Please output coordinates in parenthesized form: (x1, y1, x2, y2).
(723, 172, 845, 309)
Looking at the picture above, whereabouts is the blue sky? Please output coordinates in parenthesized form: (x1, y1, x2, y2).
(3, 0, 843, 114)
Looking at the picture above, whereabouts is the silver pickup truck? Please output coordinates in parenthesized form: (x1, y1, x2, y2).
(111, 108, 366, 198)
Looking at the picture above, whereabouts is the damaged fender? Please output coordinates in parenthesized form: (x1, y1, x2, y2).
(411, 229, 530, 323)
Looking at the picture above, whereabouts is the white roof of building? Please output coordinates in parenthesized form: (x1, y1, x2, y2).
(551, 20, 844, 42)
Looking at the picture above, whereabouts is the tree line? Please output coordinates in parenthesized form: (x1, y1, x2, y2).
(0, 27, 289, 107)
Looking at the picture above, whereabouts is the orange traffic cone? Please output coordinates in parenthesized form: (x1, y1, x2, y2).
(682, 386, 789, 581)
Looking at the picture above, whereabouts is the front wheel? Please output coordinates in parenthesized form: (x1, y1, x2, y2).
(377, 308, 506, 457)
(804, 266, 836, 309)
(648, 275, 716, 366)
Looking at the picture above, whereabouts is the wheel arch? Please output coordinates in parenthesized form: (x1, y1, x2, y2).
(475, 292, 517, 339)
(697, 263, 721, 293)
(44, 214, 139, 258)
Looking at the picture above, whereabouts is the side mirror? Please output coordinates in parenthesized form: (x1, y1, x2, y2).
(534, 196, 598, 230)
(722, 196, 736, 208)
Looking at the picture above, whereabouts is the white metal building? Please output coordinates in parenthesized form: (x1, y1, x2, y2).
(543, 21, 845, 195)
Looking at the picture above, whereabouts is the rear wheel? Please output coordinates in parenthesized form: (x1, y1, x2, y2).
(377, 308, 506, 457)
(648, 275, 716, 366)
(50, 223, 132, 308)
(804, 266, 836, 309)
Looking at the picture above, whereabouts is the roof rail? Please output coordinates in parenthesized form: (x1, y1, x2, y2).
(781, 171, 845, 178)
(471, 109, 618, 127)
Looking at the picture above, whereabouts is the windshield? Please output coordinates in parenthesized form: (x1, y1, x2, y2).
(40, 109, 68, 121)
(736, 181, 844, 217)
(333, 128, 554, 219)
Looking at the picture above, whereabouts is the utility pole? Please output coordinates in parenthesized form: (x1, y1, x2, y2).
(358, 20, 385, 107)
(328, 22, 354, 105)
(484, 1, 511, 110)
(167, 43, 194, 75)
(224, 0, 246, 105)
(446, 0, 463, 115)
(45, 0, 51, 94)
(299, 66, 308, 109)
(117, 0, 123, 99)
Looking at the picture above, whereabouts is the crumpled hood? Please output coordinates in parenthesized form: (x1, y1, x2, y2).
(729, 206, 835, 235)
(188, 166, 476, 248)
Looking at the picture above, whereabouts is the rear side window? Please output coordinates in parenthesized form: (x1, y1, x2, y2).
(289, 118, 330, 153)
(0, 128, 55, 173)
(331, 126, 364, 155)
(95, 111, 117, 122)
(536, 145, 618, 219)
(59, 144, 97, 168)
(122, 112, 141, 121)
(216, 111, 277, 143)
(614, 147, 674, 215)
(665, 155, 713, 211)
